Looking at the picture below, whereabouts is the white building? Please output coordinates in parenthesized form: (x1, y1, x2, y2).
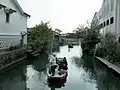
(92, 0, 120, 38)
(0, 0, 30, 49)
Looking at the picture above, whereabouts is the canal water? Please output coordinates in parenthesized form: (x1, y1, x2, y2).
(0, 45, 120, 90)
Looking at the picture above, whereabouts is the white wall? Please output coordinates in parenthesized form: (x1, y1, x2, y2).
(116, 0, 120, 37)
(0, 0, 27, 49)
(95, 0, 117, 35)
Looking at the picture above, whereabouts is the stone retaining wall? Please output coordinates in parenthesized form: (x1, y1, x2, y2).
(0, 48, 27, 70)
(96, 56, 120, 75)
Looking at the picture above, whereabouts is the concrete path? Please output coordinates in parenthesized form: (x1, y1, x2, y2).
(96, 56, 120, 75)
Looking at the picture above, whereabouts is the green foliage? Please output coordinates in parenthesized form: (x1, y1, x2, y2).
(95, 33, 120, 64)
(28, 21, 53, 51)
(74, 24, 88, 39)
(74, 22, 100, 55)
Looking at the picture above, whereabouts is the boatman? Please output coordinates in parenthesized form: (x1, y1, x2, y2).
(49, 54, 58, 76)
(49, 54, 56, 64)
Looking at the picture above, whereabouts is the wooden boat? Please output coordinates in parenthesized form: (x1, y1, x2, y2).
(47, 56, 68, 81)
(48, 74, 67, 88)
(47, 69, 67, 81)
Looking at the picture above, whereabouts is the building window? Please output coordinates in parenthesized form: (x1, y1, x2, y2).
(118, 36, 120, 43)
(6, 13, 10, 23)
(99, 23, 103, 29)
(106, 19, 109, 26)
(104, 21, 106, 27)
(110, 17, 114, 24)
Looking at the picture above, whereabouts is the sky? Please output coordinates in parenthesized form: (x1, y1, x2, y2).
(18, 0, 103, 33)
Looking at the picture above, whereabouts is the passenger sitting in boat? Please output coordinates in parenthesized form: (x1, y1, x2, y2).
(58, 61, 62, 71)
(58, 57, 68, 70)
(62, 57, 68, 70)
(63, 57, 67, 66)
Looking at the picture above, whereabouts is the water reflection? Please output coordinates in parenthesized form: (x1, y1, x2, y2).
(0, 52, 49, 90)
(94, 59, 120, 90)
(72, 52, 120, 90)
(48, 76, 67, 90)
(0, 61, 26, 90)
(0, 46, 120, 90)
(71, 53, 96, 84)
(26, 52, 49, 90)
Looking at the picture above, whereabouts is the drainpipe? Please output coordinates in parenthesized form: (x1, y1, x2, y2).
(20, 31, 27, 47)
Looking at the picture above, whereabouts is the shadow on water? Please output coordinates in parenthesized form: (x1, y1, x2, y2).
(0, 61, 27, 90)
(72, 52, 120, 90)
(52, 46, 60, 53)
(1, 46, 120, 90)
(31, 52, 49, 72)
(0, 45, 61, 90)
(47, 76, 68, 90)
(0, 52, 50, 90)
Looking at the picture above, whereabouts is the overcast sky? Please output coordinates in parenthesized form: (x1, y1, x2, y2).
(18, 0, 103, 33)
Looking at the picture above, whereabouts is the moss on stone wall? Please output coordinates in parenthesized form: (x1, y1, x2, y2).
(0, 48, 26, 68)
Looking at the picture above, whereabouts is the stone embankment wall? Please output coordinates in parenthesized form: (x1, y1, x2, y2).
(0, 48, 27, 71)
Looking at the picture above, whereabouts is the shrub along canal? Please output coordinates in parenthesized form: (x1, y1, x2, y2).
(0, 45, 120, 90)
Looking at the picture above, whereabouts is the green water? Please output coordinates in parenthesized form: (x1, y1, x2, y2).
(0, 45, 120, 90)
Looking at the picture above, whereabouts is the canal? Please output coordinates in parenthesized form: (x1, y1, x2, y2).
(0, 45, 120, 90)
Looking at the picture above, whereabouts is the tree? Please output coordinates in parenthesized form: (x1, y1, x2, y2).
(74, 24, 88, 39)
(74, 22, 100, 55)
(28, 21, 53, 52)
